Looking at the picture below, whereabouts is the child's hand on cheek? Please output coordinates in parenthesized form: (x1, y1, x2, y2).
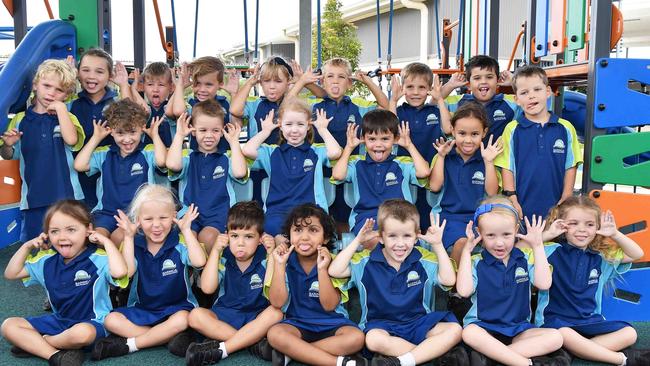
(317, 246, 331, 270)
(214, 233, 229, 253)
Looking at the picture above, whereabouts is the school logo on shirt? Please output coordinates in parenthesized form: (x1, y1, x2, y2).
(385, 172, 398, 186)
(588, 269, 600, 285)
(308, 281, 320, 298)
(212, 165, 225, 179)
(471, 171, 485, 185)
(552, 139, 566, 154)
(406, 270, 421, 287)
(162, 259, 178, 276)
(303, 159, 314, 172)
(131, 163, 144, 176)
(52, 125, 62, 138)
(493, 109, 506, 121)
(426, 114, 439, 125)
(250, 274, 263, 290)
(347, 115, 356, 123)
(514, 267, 529, 283)
(74, 270, 92, 287)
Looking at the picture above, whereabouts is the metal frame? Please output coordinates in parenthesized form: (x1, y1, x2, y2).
(100, 0, 112, 53)
(12, 0, 26, 47)
(133, 0, 146, 69)
(486, 0, 500, 58)
(524, 0, 537, 64)
(299, 0, 312, 68)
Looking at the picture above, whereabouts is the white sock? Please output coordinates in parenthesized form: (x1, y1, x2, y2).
(397, 352, 416, 366)
(218, 342, 228, 359)
(619, 352, 627, 366)
(337, 356, 357, 366)
(126, 337, 139, 353)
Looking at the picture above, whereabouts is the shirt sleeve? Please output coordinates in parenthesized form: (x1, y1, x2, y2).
(67, 113, 86, 151)
(168, 149, 191, 181)
(88, 147, 108, 177)
(470, 255, 480, 293)
(396, 157, 426, 188)
(494, 121, 518, 171)
(559, 119, 583, 170)
(352, 98, 377, 117)
(331, 155, 358, 184)
(22, 250, 53, 288)
(600, 247, 633, 281)
(312, 144, 331, 168)
(252, 144, 274, 173)
(226, 151, 249, 183)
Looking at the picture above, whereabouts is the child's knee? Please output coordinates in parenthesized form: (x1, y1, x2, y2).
(168, 311, 189, 332)
(364, 329, 388, 351)
(68, 324, 96, 345)
(621, 326, 638, 345)
(1, 317, 22, 337)
(461, 324, 480, 343)
(187, 308, 206, 329)
(446, 322, 463, 341)
(267, 325, 290, 348)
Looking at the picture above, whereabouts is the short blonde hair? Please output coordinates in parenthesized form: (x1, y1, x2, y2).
(323, 57, 352, 76)
(33, 59, 77, 96)
(377, 199, 419, 233)
(259, 56, 292, 82)
(127, 184, 177, 221)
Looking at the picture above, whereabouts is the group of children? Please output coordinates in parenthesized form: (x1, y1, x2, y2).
(0, 47, 648, 366)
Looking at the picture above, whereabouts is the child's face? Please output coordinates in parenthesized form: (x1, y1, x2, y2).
(191, 115, 223, 153)
(111, 126, 144, 156)
(260, 73, 290, 102)
(363, 130, 396, 162)
(477, 212, 518, 261)
(33, 73, 68, 111)
(280, 110, 310, 146)
(228, 227, 262, 261)
(380, 217, 418, 267)
(322, 65, 352, 100)
(289, 215, 327, 257)
(452, 117, 486, 158)
(402, 75, 431, 107)
(143, 76, 172, 108)
(468, 67, 498, 103)
(137, 200, 175, 246)
(78, 55, 111, 96)
(47, 211, 91, 261)
(514, 75, 552, 119)
(562, 207, 599, 249)
(192, 72, 222, 101)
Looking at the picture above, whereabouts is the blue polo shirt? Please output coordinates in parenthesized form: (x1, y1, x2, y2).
(312, 96, 375, 148)
(214, 245, 269, 312)
(446, 93, 521, 141)
(242, 96, 281, 144)
(88, 144, 158, 212)
(535, 242, 631, 327)
(2, 107, 85, 209)
(494, 114, 582, 220)
(141, 101, 173, 147)
(187, 95, 231, 152)
(333, 154, 425, 233)
(23, 245, 128, 324)
(69, 88, 119, 146)
(464, 247, 538, 336)
(431, 149, 496, 219)
(395, 103, 444, 163)
(127, 230, 199, 311)
(346, 246, 446, 329)
(170, 149, 245, 230)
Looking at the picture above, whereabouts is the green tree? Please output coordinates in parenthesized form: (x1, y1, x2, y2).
(312, 0, 368, 97)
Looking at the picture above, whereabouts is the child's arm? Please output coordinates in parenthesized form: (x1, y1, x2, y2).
(114, 62, 132, 101)
(456, 222, 482, 297)
(331, 123, 360, 181)
(115, 210, 138, 277)
(481, 135, 503, 196)
(4, 233, 49, 280)
(268, 243, 293, 308)
(129, 68, 151, 112)
(222, 69, 240, 97)
(355, 71, 389, 109)
(241, 109, 278, 160)
(397, 122, 430, 178)
(597, 210, 644, 263)
(430, 75, 452, 135)
(419, 213, 455, 287)
(230, 67, 258, 118)
(50, 101, 79, 147)
(0, 127, 22, 159)
(165, 112, 193, 172)
(313, 109, 342, 160)
(200, 234, 229, 295)
(89, 230, 128, 279)
(167, 65, 189, 118)
(388, 76, 403, 114)
(429, 137, 454, 192)
(173, 204, 207, 268)
(441, 72, 467, 99)
(316, 247, 341, 311)
(329, 218, 376, 278)
(560, 166, 577, 204)
(222, 123, 247, 179)
(144, 116, 168, 168)
(501, 169, 524, 219)
(517, 215, 552, 290)
(73, 120, 111, 172)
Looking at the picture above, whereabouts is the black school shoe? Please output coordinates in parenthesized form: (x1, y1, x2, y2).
(272, 348, 288, 366)
(91, 335, 128, 360)
(10, 345, 33, 358)
(469, 349, 496, 366)
(168, 330, 194, 357)
(546, 348, 572, 366)
(48, 349, 84, 366)
(623, 348, 650, 366)
(249, 337, 273, 361)
(343, 353, 369, 366)
(185, 340, 223, 366)
(435, 345, 470, 365)
(370, 354, 401, 366)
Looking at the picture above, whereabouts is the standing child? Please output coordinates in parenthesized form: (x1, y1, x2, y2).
(91, 184, 207, 360)
(130, 62, 174, 147)
(242, 97, 342, 236)
(494, 65, 582, 220)
(1, 200, 127, 366)
(73, 99, 167, 247)
(0, 59, 85, 242)
(166, 99, 247, 251)
(185, 201, 283, 365)
(266, 203, 366, 366)
(537, 196, 650, 365)
(456, 196, 564, 366)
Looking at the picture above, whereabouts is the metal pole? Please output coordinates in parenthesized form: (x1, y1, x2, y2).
(12, 0, 27, 47)
(486, 0, 499, 58)
(133, 0, 146, 69)
(100, 0, 112, 54)
(298, 0, 312, 67)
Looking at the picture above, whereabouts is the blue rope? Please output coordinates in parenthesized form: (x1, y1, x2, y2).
(457, 0, 465, 58)
(243, 0, 249, 60)
(193, 0, 199, 58)
(434, 0, 441, 59)
(387, 0, 393, 60)
(375, 0, 381, 62)
(170, 0, 178, 53)
(254, 0, 259, 61)
(317, 0, 322, 68)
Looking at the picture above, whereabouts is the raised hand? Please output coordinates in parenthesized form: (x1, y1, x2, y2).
(596, 210, 618, 237)
(180, 62, 191, 88)
(173, 204, 199, 233)
(143, 116, 164, 138)
(317, 246, 332, 270)
(345, 123, 361, 149)
(433, 136, 455, 157)
(355, 218, 378, 244)
(260, 109, 278, 132)
(297, 66, 323, 86)
(313, 109, 333, 130)
(223, 68, 240, 96)
(46, 100, 66, 115)
(464, 221, 482, 253)
(419, 213, 447, 247)
(26, 232, 50, 251)
(447, 72, 467, 89)
(131, 68, 142, 92)
(428, 74, 443, 102)
(480, 135, 503, 163)
(113, 62, 129, 86)
(88, 230, 112, 246)
(175, 112, 194, 137)
(498, 70, 513, 86)
(1, 128, 23, 147)
(92, 119, 112, 141)
(223, 123, 241, 144)
(396, 121, 413, 148)
(214, 233, 229, 253)
(544, 219, 567, 240)
(114, 209, 139, 238)
(390, 76, 404, 102)
(261, 233, 276, 254)
(516, 215, 546, 248)
(273, 243, 294, 265)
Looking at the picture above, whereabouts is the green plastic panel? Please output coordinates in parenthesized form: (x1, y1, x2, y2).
(591, 132, 650, 186)
(566, 0, 586, 51)
(59, 0, 99, 57)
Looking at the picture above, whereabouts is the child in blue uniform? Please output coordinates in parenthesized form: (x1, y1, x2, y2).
(331, 109, 429, 241)
(185, 201, 282, 365)
(242, 97, 342, 236)
(538, 196, 650, 365)
(429, 103, 501, 264)
(130, 62, 174, 147)
(329, 199, 464, 366)
(167, 99, 247, 251)
(456, 196, 563, 366)
(495, 65, 582, 220)
(1, 200, 127, 366)
(0, 59, 85, 242)
(91, 184, 207, 360)
(266, 203, 366, 366)
(74, 99, 167, 247)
